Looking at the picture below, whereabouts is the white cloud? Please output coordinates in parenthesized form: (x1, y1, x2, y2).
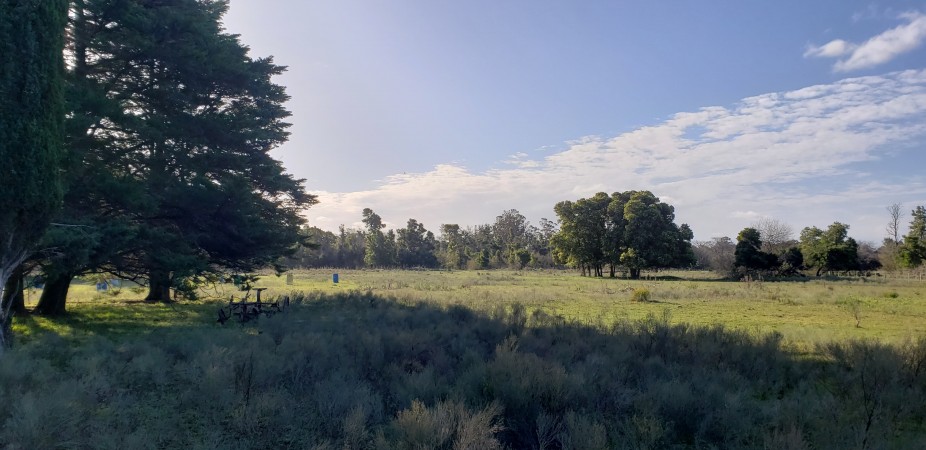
(804, 39, 857, 58)
(731, 211, 762, 220)
(306, 70, 926, 242)
(806, 12, 926, 72)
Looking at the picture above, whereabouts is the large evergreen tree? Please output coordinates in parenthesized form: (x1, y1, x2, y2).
(35, 0, 316, 310)
(0, 0, 68, 344)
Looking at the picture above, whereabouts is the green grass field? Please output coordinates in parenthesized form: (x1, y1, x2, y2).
(17, 269, 924, 351)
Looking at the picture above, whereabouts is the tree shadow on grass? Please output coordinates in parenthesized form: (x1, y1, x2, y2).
(3, 290, 925, 449)
(12, 300, 218, 344)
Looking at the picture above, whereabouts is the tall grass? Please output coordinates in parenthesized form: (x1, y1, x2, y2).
(2, 290, 925, 448)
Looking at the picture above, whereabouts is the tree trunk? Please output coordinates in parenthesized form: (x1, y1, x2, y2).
(629, 268, 641, 279)
(145, 270, 172, 302)
(34, 273, 71, 316)
(1, 265, 27, 315)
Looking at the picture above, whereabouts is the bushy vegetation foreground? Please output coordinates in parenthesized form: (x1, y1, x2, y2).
(2, 291, 926, 449)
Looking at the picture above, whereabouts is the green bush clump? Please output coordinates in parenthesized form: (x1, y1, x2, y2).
(1, 291, 925, 449)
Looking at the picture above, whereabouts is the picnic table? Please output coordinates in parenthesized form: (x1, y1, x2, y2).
(217, 288, 290, 324)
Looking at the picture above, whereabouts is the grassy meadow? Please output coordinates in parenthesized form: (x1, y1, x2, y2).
(19, 269, 922, 350)
(4, 270, 926, 448)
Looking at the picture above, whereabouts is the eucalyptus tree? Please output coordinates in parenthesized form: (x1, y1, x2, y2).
(552, 193, 610, 276)
(439, 224, 467, 270)
(552, 191, 694, 278)
(362, 208, 393, 267)
(619, 191, 695, 279)
(0, 0, 68, 342)
(397, 219, 438, 268)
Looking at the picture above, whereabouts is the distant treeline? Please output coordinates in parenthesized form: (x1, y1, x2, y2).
(693, 205, 926, 278)
(284, 209, 559, 271)
(287, 191, 696, 280)
(287, 197, 926, 281)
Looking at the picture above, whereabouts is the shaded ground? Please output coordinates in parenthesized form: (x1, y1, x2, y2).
(2, 290, 925, 449)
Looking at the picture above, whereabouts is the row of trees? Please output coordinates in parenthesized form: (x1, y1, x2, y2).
(285, 209, 558, 270)
(286, 191, 696, 280)
(696, 205, 926, 278)
(883, 205, 926, 270)
(1, 0, 316, 323)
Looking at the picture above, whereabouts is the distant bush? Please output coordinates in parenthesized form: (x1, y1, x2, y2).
(630, 287, 653, 302)
(1, 291, 925, 448)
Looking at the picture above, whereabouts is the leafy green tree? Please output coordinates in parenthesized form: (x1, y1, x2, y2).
(620, 191, 695, 279)
(799, 222, 860, 276)
(493, 209, 533, 267)
(439, 224, 467, 270)
(553, 191, 694, 279)
(0, 0, 68, 344)
(397, 219, 438, 267)
(284, 226, 337, 268)
(336, 225, 366, 268)
(552, 193, 610, 276)
(899, 206, 926, 268)
(362, 208, 395, 267)
(37, 0, 316, 308)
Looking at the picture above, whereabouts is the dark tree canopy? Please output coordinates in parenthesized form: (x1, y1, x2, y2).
(734, 227, 780, 275)
(0, 0, 68, 339)
(35, 0, 316, 310)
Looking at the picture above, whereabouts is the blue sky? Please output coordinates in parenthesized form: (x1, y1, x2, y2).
(223, 1, 926, 243)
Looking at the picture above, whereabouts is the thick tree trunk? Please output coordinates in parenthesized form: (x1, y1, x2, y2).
(2, 265, 27, 315)
(34, 273, 71, 316)
(145, 270, 172, 302)
(629, 268, 641, 279)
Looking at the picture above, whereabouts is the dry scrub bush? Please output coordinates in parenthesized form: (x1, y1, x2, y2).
(0, 291, 924, 449)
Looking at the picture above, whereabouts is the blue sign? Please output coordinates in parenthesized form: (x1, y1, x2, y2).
(333, 273, 339, 284)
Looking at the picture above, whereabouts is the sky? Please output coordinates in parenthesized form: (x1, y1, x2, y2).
(222, 1, 926, 243)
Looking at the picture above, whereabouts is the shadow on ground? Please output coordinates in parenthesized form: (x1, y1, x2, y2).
(2, 290, 925, 449)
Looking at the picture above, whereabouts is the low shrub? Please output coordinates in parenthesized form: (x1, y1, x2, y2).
(630, 287, 653, 302)
(1, 291, 924, 449)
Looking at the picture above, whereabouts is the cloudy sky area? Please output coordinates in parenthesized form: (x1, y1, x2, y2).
(223, 1, 926, 243)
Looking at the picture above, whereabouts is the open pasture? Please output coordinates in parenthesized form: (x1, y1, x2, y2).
(268, 269, 926, 349)
(6, 270, 926, 448)
(16, 269, 926, 351)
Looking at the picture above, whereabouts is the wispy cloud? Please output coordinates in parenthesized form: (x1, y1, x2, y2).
(804, 39, 856, 58)
(806, 11, 926, 72)
(307, 70, 926, 242)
